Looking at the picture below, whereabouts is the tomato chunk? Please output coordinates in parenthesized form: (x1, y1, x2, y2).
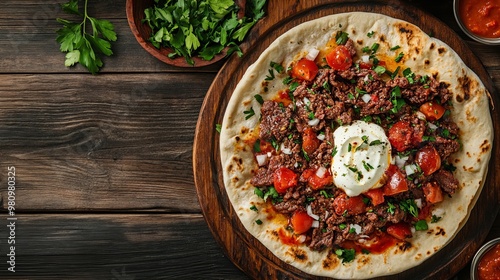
(415, 145, 441, 176)
(364, 188, 385, 206)
(302, 128, 320, 155)
(301, 167, 333, 190)
(382, 164, 409, 196)
(326, 45, 352, 71)
(273, 167, 298, 194)
(419, 101, 446, 121)
(333, 193, 366, 215)
(292, 58, 319, 81)
(388, 120, 423, 152)
(423, 181, 444, 204)
(290, 211, 314, 234)
(386, 223, 412, 240)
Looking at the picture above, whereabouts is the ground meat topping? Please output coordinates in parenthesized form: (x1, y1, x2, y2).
(247, 37, 462, 255)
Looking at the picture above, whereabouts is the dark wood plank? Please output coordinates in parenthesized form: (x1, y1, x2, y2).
(0, 73, 214, 211)
(0, 213, 248, 279)
(194, 0, 500, 279)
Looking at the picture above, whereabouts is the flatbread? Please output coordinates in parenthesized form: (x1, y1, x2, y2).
(220, 12, 493, 279)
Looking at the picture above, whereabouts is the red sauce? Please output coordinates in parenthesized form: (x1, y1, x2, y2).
(478, 243, 500, 280)
(278, 228, 301, 246)
(459, 0, 500, 38)
(273, 89, 292, 107)
(341, 232, 398, 254)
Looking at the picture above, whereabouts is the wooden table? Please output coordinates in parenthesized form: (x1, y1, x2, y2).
(0, 0, 498, 279)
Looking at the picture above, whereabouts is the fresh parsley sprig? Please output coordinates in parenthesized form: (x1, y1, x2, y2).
(144, 0, 266, 65)
(56, 0, 117, 74)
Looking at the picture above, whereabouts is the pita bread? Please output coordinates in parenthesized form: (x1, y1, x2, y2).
(220, 12, 493, 279)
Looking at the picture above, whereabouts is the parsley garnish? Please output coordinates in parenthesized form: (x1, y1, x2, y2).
(143, 0, 267, 65)
(374, 65, 386, 75)
(370, 43, 380, 53)
(283, 76, 293, 85)
(431, 215, 442, 223)
(415, 220, 428, 231)
(335, 248, 356, 263)
(215, 123, 222, 133)
(56, 0, 117, 74)
(289, 81, 300, 92)
(335, 31, 349, 45)
(250, 205, 258, 212)
(390, 45, 401, 51)
(399, 199, 419, 217)
(255, 219, 263, 225)
(244, 107, 255, 119)
(270, 61, 284, 73)
(254, 94, 264, 105)
(387, 202, 396, 214)
(395, 52, 404, 62)
(367, 31, 375, 37)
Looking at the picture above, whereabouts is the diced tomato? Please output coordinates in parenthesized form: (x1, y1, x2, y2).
(415, 145, 441, 176)
(302, 128, 320, 155)
(378, 60, 387, 67)
(419, 101, 446, 121)
(386, 223, 412, 240)
(359, 61, 372, 69)
(423, 181, 444, 204)
(371, 94, 379, 102)
(326, 45, 352, 71)
(333, 193, 367, 215)
(301, 167, 333, 190)
(290, 211, 314, 234)
(278, 90, 291, 100)
(388, 120, 423, 152)
(291, 58, 319, 81)
(382, 164, 409, 196)
(364, 188, 385, 206)
(417, 204, 431, 221)
(273, 167, 298, 194)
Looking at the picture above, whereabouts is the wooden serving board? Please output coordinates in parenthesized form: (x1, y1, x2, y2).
(193, 1, 500, 279)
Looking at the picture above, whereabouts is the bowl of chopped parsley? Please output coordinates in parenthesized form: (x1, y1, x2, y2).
(126, 0, 266, 67)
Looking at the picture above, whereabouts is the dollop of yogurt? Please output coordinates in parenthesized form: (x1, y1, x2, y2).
(331, 121, 391, 196)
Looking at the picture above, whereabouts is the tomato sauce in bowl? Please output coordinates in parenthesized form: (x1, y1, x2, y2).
(472, 238, 500, 279)
(454, 0, 500, 44)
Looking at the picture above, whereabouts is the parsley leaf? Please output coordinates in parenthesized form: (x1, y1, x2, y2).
(56, 0, 117, 74)
(335, 248, 356, 263)
(144, 0, 266, 65)
(244, 107, 256, 119)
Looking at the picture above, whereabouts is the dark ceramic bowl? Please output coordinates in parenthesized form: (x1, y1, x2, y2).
(470, 237, 500, 279)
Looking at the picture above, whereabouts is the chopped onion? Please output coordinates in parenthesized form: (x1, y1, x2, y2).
(414, 198, 422, 209)
(350, 224, 362, 234)
(361, 55, 370, 63)
(324, 211, 330, 220)
(359, 235, 370, 239)
(308, 118, 320, 126)
(256, 154, 268, 166)
(361, 94, 371, 103)
(405, 164, 418, 175)
(363, 74, 370, 82)
(298, 235, 307, 243)
(317, 133, 326, 141)
(306, 204, 319, 220)
(411, 227, 416, 234)
(433, 208, 445, 217)
(306, 48, 319, 61)
(267, 152, 272, 157)
(303, 97, 311, 106)
(358, 238, 366, 244)
(416, 111, 427, 120)
(294, 162, 299, 168)
(316, 166, 327, 178)
(395, 155, 409, 168)
(311, 220, 320, 228)
(280, 143, 292, 155)
(428, 122, 438, 130)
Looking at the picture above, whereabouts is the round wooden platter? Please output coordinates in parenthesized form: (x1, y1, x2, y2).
(193, 1, 500, 279)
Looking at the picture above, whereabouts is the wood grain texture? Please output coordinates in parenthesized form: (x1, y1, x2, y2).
(0, 73, 214, 211)
(194, 0, 500, 279)
(0, 214, 248, 279)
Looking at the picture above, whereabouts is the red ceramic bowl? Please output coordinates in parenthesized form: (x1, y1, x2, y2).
(126, 0, 229, 67)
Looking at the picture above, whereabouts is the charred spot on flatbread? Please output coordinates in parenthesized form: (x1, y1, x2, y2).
(322, 250, 340, 270)
(286, 247, 308, 263)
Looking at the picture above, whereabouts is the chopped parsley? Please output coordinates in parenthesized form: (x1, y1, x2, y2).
(254, 94, 264, 105)
(215, 123, 222, 133)
(335, 31, 349, 45)
(244, 107, 255, 119)
(395, 52, 404, 62)
(399, 199, 419, 217)
(390, 45, 401, 51)
(415, 220, 428, 231)
(250, 205, 258, 212)
(335, 248, 356, 263)
(374, 65, 386, 75)
(255, 219, 263, 225)
(367, 31, 375, 37)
